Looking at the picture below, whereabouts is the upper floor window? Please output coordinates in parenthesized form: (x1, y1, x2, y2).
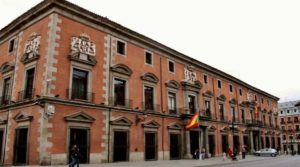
(145, 51, 153, 65)
(281, 118, 284, 123)
(241, 109, 245, 123)
(8, 38, 15, 53)
(188, 95, 196, 114)
(287, 110, 290, 114)
(231, 106, 236, 122)
(294, 109, 297, 113)
(71, 68, 88, 100)
(288, 117, 291, 122)
(144, 86, 154, 111)
(294, 117, 299, 122)
(239, 88, 242, 96)
(205, 100, 211, 117)
(168, 60, 175, 73)
(217, 79, 222, 89)
(168, 92, 176, 114)
(280, 111, 283, 114)
(1, 77, 11, 105)
(117, 40, 126, 55)
(219, 103, 225, 120)
(114, 78, 126, 106)
(229, 84, 233, 92)
(23, 68, 35, 100)
(261, 98, 264, 104)
(296, 125, 300, 130)
(254, 95, 257, 101)
(203, 74, 208, 84)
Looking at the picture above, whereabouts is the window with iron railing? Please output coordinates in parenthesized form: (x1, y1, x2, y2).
(1, 77, 11, 105)
(205, 100, 211, 118)
(71, 68, 89, 101)
(144, 86, 154, 111)
(241, 109, 245, 123)
(219, 103, 225, 121)
(188, 95, 196, 114)
(168, 92, 177, 114)
(114, 78, 126, 106)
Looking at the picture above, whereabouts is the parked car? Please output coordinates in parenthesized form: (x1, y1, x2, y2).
(254, 148, 277, 157)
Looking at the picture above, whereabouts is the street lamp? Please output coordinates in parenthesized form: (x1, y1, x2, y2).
(229, 120, 238, 160)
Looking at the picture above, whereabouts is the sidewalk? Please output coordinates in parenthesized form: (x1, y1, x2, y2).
(26, 155, 275, 167)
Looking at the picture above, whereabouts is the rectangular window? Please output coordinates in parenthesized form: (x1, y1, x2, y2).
(241, 109, 245, 123)
(255, 95, 257, 101)
(261, 98, 264, 103)
(168, 92, 176, 114)
(205, 100, 211, 117)
(168, 60, 175, 73)
(144, 86, 154, 110)
(188, 95, 196, 114)
(263, 115, 266, 125)
(114, 78, 126, 106)
(269, 116, 272, 127)
(71, 68, 88, 100)
(145, 51, 153, 65)
(117, 40, 126, 55)
(24, 68, 35, 100)
(203, 74, 208, 84)
(281, 118, 284, 123)
(219, 104, 224, 120)
(239, 88, 242, 96)
(295, 117, 299, 122)
(231, 106, 236, 122)
(281, 126, 285, 130)
(296, 125, 299, 130)
(217, 80, 222, 88)
(1, 77, 11, 105)
(8, 38, 15, 53)
(229, 84, 233, 92)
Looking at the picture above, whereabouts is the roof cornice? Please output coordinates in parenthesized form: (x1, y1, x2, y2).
(0, 0, 279, 101)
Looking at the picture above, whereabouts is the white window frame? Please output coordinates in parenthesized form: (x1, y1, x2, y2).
(167, 59, 175, 74)
(167, 90, 177, 114)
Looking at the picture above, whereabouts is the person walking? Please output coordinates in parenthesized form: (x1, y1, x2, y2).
(227, 146, 233, 159)
(242, 145, 246, 159)
(69, 145, 80, 167)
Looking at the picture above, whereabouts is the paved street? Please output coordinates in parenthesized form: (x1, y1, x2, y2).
(23, 155, 299, 167)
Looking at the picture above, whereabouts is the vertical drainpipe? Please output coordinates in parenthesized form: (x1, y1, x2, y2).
(159, 57, 164, 160)
(107, 35, 112, 163)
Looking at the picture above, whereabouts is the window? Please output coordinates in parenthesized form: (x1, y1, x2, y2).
(144, 86, 154, 110)
(269, 116, 272, 126)
(24, 68, 35, 100)
(114, 78, 126, 106)
(282, 126, 285, 130)
(205, 100, 211, 117)
(288, 117, 291, 122)
(263, 115, 266, 125)
(145, 51, 153, 65)
(281, 118, 284, 123)
(217, 80, 222, 88)
(8, 38, 15, 53)
(168, 92, 176, 114)
(1, 77, 11, 105)
(239, 88, 242, 96)
(168, 60, 175, 73)
(241, 109, 245, 123)
(71, 68, 88, 100)
(280, 111, 283, 114)
(117, 40, 126, 55)
(203, 74, 208, 84)
(254, 95, 257, 101)
(287, 110, 290, 114)
(261, 98, 264, 104)
(229, 84, 233, 92)
(283, 135, 286, 140)
(294, 109, 297, 113)
(296, 125, 299, 130)
(188, 95, 196, 114)
(219, 104, 225, 120)
(231, 106, 236, 122)
(295, 117, 299, 122)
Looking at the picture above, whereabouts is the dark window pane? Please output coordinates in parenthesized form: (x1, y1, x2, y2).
(24, 68, 35, 99)
(204, 75, 208, 84)
(168, 92, 176, 114)
(144, 86, 154, 110)
(217, 80, 221, 88)
(145, 52, 152, 65)
(1, 77, 11, 105)
(72, 68, 88, 100)
(188, 95, 196, 114)
(229, 85, 233, 92)
(117, 41, 125, 55)
(168, 61, 174, 72)
(114, 78, 126, 106)
(9, 39, 15, 53)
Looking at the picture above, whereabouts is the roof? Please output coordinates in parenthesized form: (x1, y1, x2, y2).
(0, 0, 280, 101)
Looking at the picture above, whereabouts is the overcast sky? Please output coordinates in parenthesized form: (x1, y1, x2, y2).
(0, 0, 299, 102)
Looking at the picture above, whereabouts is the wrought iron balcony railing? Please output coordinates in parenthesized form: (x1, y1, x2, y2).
(142, 102, 160, 112)
(108, 97, 132, 108)
(18, 89, 35, 101)
(67, 89, 94, 103)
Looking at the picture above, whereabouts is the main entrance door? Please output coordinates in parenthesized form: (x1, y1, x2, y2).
(170, 134, 181, 159)
(145, 132, 157, 160)
(113, 131, 128, 162)
(14, 128, 28, 165)
(69, 128, 89, 163)
(208, 135, 215, 157)
(190, 131, 200, 155)
(222, 135, 228, 154)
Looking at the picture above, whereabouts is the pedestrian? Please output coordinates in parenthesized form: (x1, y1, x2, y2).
(201, 147, 206, 160)
(227, 146, 233, 159)
(69, 145, 80, 167)
(222, 152, 226, 161)
(242, 145, 246, 159)
(193, 149, 199, 159)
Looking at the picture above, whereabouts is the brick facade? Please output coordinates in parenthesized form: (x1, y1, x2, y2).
(0, 0, 281, 165)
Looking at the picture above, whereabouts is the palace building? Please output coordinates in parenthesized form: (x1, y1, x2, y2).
(0, 0, 281, 165)
(279, 100, 300, 154)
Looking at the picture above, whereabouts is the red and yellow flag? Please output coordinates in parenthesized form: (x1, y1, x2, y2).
(186, 113, 199, 130)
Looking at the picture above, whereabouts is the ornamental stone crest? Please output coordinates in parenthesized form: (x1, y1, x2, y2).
(21, 32, 41, 64)
(184, 66, 197, 83)
(70, 33, 96, 56)
(69, 33, 97, 66)
(246, 90, 252, 101)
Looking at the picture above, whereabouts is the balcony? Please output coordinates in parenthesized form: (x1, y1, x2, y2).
(201, 110, 212, 120)
(168, 107, 179, 115)
(0, 95, 11, 106)
(142, 102, 160, 112)
(67, 89, 94, 103)
(108, 97, 132, 108)
(246, 119, 263, 127)
(18, 89, 35, 101)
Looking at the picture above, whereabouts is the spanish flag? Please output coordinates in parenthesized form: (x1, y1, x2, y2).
(185, 113, 199, 130)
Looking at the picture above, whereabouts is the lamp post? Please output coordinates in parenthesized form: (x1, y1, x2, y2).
(229, 120, 238, 160)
